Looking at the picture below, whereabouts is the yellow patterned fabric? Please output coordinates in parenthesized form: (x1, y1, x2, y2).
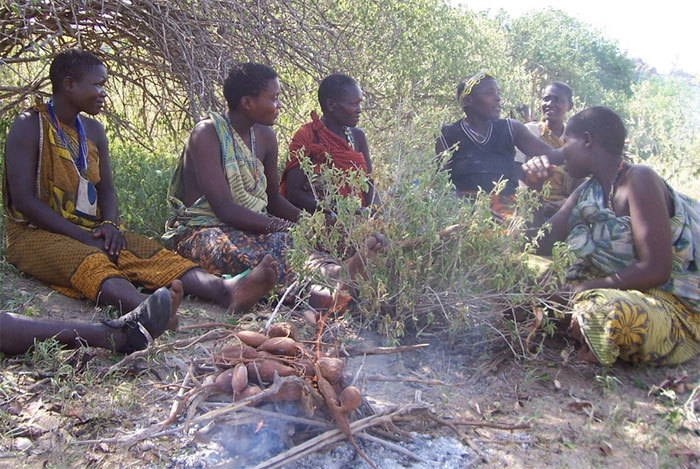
(528, 254, 700, 366)
(2, 104, 101, 230)
(6, 221, 196, 300)
(572, 288, 700, 365)
(535, 122, 575, 202)
(3, 104, 197, 300)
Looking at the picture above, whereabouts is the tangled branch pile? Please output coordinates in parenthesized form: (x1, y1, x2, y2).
(0, 0, 404, 135)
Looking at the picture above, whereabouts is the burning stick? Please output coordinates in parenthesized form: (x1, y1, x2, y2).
(251, 404, 427, 469)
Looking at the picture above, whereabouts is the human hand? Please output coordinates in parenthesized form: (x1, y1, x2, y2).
(323, 210, 337, 227)
(522, 156, 555, 188)
(566, 282, 591, 295)
(266, 216, 295, 233)
(92, 222, 126, 257)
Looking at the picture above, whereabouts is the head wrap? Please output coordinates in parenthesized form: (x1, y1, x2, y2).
(459, 69, 490, 101)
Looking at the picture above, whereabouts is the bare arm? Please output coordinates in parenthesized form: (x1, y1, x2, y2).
(575, 166, 673, 292)
(257, 125, 302, 221)
(353, 127, 375, 206)
(285, 165, 319, 213)
(188, 121, 284, 233)
(79, 117, 125, 257)
(510, 119, 564, 165)
(85, 118, 118, 224)
(535, 185, 584, 255)
(5, 112, 96, 246)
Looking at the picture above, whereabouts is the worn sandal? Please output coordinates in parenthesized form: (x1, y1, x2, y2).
(104, 287, 172, 353)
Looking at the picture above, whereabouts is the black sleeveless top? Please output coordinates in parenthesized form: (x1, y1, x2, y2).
(439, 118, 518, 195)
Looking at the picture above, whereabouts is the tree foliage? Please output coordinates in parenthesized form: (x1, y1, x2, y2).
(506, 8, 635, 111)
(626, 77, 700, 184)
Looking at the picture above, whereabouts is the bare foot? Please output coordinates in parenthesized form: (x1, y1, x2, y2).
(576, 344, 601, 364)
(308, 285, 352, 311)
(568, 318, 601, 364)
(166, 279, 184, 331)
(224, 255, 278, 313)
(345, 233, 385, 281)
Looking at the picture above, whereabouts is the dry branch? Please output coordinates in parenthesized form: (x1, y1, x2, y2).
(451, 420, 532, 430)
(106, 329, 233, 373)
(0, 0, 403, 140)
(344, 343, 430, 356)
(366, 374, 462, 387)
(250, 404, 427, 469)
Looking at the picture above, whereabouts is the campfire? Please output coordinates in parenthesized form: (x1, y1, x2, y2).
(207, 322, 375, 466)
(70, 306, 530, 467)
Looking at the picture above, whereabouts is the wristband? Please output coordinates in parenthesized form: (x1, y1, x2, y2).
(101, 220, 120, 230)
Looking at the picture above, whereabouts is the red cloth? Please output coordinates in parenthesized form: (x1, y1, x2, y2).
(280, 111, 369, 205)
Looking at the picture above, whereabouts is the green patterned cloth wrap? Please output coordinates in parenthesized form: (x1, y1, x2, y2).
(163, 112, 268, 245)
(566, 177, 700, 315)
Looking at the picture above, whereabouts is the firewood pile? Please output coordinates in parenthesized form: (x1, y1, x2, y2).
(67, 314, 436, 469)
(206, 323, 377, 466)
(65, 314, 533, 468)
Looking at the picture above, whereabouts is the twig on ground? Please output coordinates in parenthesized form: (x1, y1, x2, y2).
(179, 323, 240, 331)
(164, 364, 194, 426)
(344, 343, 430, 356)
(263, 280, 298, 334)
(250, 404, 427, 469)
(425, 411, 489, 464)
(107, 329, 233, 373)
(451, 420, 531, 430)
(366, 374, 462, 387)
(69, 375, 313, 447)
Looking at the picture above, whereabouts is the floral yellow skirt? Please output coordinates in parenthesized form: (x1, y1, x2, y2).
(572, 288, 700, 366)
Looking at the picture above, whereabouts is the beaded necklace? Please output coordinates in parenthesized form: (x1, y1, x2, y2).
(460, 118, 492, 145)
(344, 126, 356, 149)
(46, 99, 88, 176)
(224, 116, 261, 189)
(320, 115, 356, 150)
(607, 160, 627, 211)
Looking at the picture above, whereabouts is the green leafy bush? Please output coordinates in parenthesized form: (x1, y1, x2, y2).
(108, 140, 175, 238)
(287, 109, 572, 351)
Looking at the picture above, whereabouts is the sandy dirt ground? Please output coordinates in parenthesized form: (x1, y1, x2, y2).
(1, 270, 699, 468)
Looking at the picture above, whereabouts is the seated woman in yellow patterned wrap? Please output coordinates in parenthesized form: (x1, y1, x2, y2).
(524, 106, 700, 366)
(2, 50, 278, 354)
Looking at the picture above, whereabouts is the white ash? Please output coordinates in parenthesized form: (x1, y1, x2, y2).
(291, 432, 474, 468)
(163, 428, 474, 468)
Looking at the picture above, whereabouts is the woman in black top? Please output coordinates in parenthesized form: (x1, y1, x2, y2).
(436, 71, 564, 214)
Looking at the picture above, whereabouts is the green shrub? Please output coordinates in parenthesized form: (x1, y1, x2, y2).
(108, 139, 175, 238)
(288, 107, 572, 350)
